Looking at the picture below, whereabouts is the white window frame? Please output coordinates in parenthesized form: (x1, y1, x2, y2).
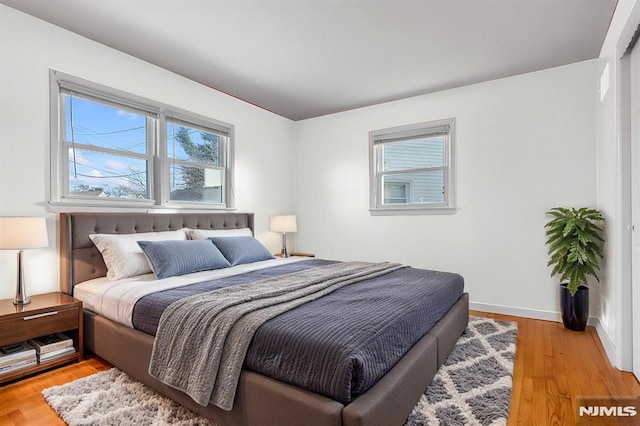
(162, 114, 233, 208)
(369, 118, 456, 215)
(49, 69, 235, 210)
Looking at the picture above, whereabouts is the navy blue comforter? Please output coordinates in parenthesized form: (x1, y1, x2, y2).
(132, 259, 464, 404)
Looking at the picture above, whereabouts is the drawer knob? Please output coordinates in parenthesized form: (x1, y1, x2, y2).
(23, 311, 58, 320)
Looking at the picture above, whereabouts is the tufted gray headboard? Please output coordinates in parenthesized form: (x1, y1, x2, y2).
(59, 212, 254, 295)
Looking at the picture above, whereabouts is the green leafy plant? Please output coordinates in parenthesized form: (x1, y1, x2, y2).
(544, 207, 605, 296)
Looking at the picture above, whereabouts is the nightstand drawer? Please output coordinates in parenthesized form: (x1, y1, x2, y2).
(0, 307, 79, 346)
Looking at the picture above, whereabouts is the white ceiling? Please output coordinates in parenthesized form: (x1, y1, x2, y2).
(1, 0, 618, 120)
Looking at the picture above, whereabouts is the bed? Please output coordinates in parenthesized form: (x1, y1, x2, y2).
(59, 212, 468, 426)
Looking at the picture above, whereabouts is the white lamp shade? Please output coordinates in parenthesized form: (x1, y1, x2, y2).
(270, 215, 297, 233)
(0, 217, 49, 249)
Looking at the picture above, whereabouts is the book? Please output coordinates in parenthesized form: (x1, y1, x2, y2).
(0, 342, 36, 363)
(29, 333, 73, 354)
(0, 351, 36, 368)
(0, 358, 37, 375)
(38, 346, 75, 362)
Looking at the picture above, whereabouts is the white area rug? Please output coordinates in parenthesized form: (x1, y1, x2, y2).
(42, 368, 216, 425)
(43, 316, 516, 426)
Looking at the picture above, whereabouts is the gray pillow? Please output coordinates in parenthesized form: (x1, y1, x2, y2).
(137, 240, 231, 279)
(208, 236, 274, 266)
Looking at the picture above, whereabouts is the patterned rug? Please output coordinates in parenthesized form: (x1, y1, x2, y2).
(42, 316, 516, 426)
(406, 316, 518, 426)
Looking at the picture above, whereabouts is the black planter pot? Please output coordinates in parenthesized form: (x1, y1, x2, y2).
(560, 284, 589, 331)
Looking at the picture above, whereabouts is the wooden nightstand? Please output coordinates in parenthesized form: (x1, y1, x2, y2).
(0, 292, 83, 384)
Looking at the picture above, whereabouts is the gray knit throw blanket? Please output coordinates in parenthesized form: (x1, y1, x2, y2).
(149, 261, 404, 410)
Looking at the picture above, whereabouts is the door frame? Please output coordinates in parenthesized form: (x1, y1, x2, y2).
(625, 47, 640, 381)
(618, 4, 640, 380)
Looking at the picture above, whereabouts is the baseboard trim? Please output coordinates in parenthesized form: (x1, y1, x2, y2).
(469, 301, 600, 326)
(591, 317, 618, 368)
(469, 301, 561, 322)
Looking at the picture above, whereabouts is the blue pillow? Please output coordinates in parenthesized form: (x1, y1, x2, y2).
(137, 240, 231, 279)
(208, 236, 275, 266)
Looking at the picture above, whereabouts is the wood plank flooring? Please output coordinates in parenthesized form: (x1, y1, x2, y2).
(0, 312, 638, 425)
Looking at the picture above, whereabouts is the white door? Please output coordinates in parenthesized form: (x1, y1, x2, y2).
(630, 43, 640, 382)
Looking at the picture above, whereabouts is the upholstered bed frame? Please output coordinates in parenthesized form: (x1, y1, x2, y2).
(59, 212, 468, 426)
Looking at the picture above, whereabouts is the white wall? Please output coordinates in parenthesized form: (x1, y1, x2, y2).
(595, 0, 638, 369)
(294, 61, 598, 316)
(0, 5, 295, 300)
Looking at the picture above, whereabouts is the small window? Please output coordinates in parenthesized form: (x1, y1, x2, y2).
(369, 118, 455, 214)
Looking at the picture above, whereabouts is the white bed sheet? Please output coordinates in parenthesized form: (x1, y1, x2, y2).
(74, 257, 308, 328)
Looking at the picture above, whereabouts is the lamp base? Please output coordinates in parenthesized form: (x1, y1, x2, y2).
(280, 232, 289, 258)
(13, 296, 31, 305)
(14, 250, 31, 305)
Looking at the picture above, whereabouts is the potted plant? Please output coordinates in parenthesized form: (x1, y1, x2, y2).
(544, 207, 605, 331)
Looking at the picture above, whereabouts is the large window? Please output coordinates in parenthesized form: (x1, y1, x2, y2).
(369, 118, 455, 214)
(50, 70, 234, 209)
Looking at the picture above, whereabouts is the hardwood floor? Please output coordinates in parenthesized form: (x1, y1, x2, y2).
(0, 312, 638, 425)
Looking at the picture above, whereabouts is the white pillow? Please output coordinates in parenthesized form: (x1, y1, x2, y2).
(187, 227, 253, 240)
(90, 229, 187, 280)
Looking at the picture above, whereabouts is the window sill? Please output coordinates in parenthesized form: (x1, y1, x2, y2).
(369, 206, 458, 216)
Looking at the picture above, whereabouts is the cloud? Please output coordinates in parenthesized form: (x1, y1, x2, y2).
(117, 110, 139, 120)
(105, 159, 128, 171)
(68, 149, 91, 166)
(89, 169, 103, 177)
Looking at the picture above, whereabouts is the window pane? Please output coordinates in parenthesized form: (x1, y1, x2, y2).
(382, 171, 444, 204)
(382, 136, 445, 171)
(167, 122, 222, 166)
(169, 163, 223, 203)
(68, 149, 148, 199)
(64, 94, 147, 154)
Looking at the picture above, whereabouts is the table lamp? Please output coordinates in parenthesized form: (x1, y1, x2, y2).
(0, 217, 49, 305)
(270, 215, 297, 258)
